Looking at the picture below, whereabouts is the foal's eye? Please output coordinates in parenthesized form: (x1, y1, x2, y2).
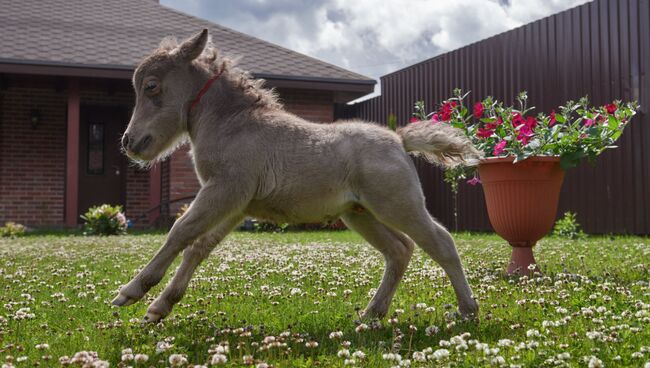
(143, 77, 160, 94)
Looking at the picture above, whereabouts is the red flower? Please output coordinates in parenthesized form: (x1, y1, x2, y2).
(484, 123, 497, 130)
(512, 113, 524, 127)
(493, 140, 507, 156)
(525, 116, 538, 129)
(476, 127, 494, 139)
(473, 102, 484, 119)
(584, 118, 594, 127)
(605, 103, 617, 114)
(517, 124, 534, 145)
(431, 113, 440, 123)
(440, 102, 456, 121)
(467, 176, 481, 186)
(496, 117, 504, 125)
(549, 110, 557, 127)
(409, 117, 419, 123)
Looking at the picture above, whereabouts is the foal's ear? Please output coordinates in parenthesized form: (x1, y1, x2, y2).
(174, 29, 209, 62)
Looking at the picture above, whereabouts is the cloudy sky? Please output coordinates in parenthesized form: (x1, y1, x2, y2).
(161, 0, 589, 96)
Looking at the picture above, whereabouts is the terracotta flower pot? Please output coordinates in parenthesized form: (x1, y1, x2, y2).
(478, 156, 565, 275)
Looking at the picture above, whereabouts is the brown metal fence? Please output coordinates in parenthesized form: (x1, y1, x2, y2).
(337, 0, 650, 234)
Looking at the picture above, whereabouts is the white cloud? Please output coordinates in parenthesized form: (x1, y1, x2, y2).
(162, 0, 591, 84)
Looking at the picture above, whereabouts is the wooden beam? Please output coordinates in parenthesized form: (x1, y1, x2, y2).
(65, 78, 80, 227)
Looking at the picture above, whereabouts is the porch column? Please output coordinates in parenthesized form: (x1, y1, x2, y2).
(148, 163, 162, 224)
(65, 78, 80, 227)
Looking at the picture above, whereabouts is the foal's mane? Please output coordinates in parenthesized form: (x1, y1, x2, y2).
(159, 37, 282, 110)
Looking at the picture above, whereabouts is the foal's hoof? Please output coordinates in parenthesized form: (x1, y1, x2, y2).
(460, 300, 480, 321)
(111, 293, 138, 307)
(143, 311, 163, 323)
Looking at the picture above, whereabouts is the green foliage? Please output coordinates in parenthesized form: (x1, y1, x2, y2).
(80, 204, 128, 236)
(387, 114, 397, 131)
(0, 221, 26, 237)
(253, 220, 289, 233)
(553, 211, 587, 240)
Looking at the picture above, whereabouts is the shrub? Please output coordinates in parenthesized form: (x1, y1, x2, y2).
(81, 204, 128, 236)
(553, 212, 586, 239)
(0, 222, 26, 237)
(176, 203, 190, 219)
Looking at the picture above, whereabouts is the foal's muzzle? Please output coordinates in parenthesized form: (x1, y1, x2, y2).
(122, 133, 153, 155)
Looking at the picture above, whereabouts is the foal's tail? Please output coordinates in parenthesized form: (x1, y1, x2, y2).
(397, 121, 482, 168)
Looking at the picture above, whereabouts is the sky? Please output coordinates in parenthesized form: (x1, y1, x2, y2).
(161, 0, 590, 98)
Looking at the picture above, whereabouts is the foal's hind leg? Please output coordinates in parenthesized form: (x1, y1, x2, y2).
(361, 191, 478, 318)
(341, 210, 414, 319)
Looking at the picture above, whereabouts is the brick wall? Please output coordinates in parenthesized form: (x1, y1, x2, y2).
(165, 88, 335, 218)
(0, 84, 67, 226)
(0, 79, 335, 228)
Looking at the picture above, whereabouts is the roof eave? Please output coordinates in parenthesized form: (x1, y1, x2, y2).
(0, 60, 376, 101)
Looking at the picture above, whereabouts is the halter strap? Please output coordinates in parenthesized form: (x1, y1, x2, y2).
(189, 69, 223, 111)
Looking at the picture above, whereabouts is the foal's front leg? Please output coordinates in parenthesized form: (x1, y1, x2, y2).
(112, 184, 247, 307)
(144, 214, 243, 322)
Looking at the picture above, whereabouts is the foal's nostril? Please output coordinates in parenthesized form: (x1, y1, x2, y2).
(132, 134, 153, 154)
(121, 134, 131, 150)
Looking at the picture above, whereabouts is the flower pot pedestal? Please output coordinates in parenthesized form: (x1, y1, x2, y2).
(478, 157, 564, 276)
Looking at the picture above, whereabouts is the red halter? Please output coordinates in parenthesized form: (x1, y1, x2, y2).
(189, 69, 223, 111)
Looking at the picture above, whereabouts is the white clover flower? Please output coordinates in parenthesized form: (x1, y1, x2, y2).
(156, 341, 173, 353)
(134, 354, 149, 363)
(412, 351, 426, 362)
(242, 355, 254, 365)
(305, 341, 319, 348)
(210, 353, 227, 365)
(382, 353, 401, 361)
(337, 349, 350, 358)
(121, 353, 134, 362)
(290, 288, 301, 295)
(588, 356, 603, 368)
(497, 339, 513, 347)
(432, 349, 450, 361)
(425, 326, 440, 336)
(352, 351, 366, 360)
(329, 331, 343, 339)
(355, 323, 368, 333)
(256, 363, 269, 368)
(526, 329, 541, 338)
(169, 354, 187, 366)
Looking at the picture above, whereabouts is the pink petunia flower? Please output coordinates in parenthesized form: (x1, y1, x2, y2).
(493, 140, 507, 156)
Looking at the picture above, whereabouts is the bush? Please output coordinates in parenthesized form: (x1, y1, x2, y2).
(0, 222, 26, 237)
(553, 212, 586, 239)
(81, 204, 128, 236)
(176, 203, 190, 219)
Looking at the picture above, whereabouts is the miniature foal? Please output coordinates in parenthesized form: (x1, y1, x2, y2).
(115, 29, 480, 322)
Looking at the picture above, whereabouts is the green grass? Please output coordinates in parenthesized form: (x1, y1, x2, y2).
(0, 231, 648, 367)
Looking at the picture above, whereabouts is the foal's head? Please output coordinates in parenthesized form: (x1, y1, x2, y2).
(122, 29, 210, 162)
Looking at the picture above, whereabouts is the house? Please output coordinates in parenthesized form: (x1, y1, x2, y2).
(0, 0, 375, 227)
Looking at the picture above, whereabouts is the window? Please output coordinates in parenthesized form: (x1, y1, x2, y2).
(87, 123, 104, 174)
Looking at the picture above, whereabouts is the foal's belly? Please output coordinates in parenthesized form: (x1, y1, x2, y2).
(245, 191, 356, 224)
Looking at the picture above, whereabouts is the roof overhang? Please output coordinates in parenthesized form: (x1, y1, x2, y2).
(0, 59, 376, 102)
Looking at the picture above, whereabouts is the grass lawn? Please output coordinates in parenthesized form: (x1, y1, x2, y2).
(0, 231, 648, 367)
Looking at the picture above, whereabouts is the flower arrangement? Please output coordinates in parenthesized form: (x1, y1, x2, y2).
(411, 89, 639, 171)
(80, 204, 128, 236)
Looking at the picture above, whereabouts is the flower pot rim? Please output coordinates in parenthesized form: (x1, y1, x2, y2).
(480, 155, 560, 165)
